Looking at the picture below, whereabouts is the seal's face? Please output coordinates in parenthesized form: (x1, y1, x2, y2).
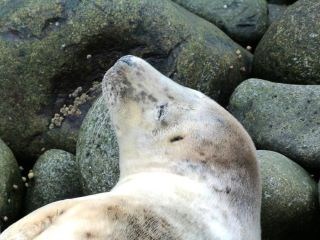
(102, 56, 210, 175)
(102, 55, 243, 178)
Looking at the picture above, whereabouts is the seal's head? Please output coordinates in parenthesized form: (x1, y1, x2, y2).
(103, 56, 213, 176)
(102, 55, 261, 239)
(102, 56, 259, 190)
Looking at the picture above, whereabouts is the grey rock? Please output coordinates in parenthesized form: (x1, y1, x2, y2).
(25, 149, 82, 213)
(0, 138, 23, 230)
(76, 96, 119, 195)
(0, 0, 252, 161)
(229, 79, 320, 170)
(258, 150, 319, 240)
(254, 0, 320, 84)
(172, 0, 268, 45)
(268, 4, 288, 25)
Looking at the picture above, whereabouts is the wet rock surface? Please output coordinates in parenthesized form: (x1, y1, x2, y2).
(0, 138, 23, 231)
(172, 0, 268, 45)
(24, 149, 82, 213)
(0, 0, 251, 161)
(258, 150, 319, 240)
(229, 79, 320, 170)
(254, 0, 320, 84)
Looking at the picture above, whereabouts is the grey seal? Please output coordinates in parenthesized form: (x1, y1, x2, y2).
(0, 56, 261, 240)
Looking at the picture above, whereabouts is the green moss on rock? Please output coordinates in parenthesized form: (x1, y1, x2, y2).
(0, 0, 252, 160)
(0, 138, 23, 230)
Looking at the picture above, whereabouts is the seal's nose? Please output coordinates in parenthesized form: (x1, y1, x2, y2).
(119, 55, 135, 67)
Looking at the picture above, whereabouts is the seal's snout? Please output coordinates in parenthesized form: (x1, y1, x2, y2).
(118, 55, 135, 67)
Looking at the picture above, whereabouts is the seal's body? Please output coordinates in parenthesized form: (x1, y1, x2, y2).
(0, 56, 261, 240)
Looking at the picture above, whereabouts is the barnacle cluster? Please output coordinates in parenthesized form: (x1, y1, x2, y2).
(49, 81, 101, 129)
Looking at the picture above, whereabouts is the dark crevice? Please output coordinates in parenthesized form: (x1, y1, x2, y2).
(41, 17, 67, 35)
(236, 23, 255, 28)
(0, 27, 40, 41)
(167, 36, 190, 79)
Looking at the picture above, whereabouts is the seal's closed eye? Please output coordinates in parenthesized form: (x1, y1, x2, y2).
(157, 103, 168, 120)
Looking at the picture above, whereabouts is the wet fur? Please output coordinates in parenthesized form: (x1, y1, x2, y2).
(0, 56, 261, 240)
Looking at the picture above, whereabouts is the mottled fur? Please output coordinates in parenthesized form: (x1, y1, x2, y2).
(0, 56, 261, 240)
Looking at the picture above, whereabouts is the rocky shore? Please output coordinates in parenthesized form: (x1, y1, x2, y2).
(0, 0, 319, 239)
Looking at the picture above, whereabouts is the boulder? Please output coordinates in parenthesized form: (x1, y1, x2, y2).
(0, 138, 23, 230)
(268, 4, 288, 25)
(229, 79, 320, 170)
(0, 0, 252, 161)
(172, 0, 268, 45)
(254, 0, 320, 84)
(77, 96, 119, 195)
(258, 150, 319, 240)
(24, 149, 82, 213)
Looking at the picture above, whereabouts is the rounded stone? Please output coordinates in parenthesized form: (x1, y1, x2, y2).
(0, 0, 252, 161)
(25, 149, 82, 213)
(0, 138, 23, 230)
(76, 95, 119, 195)
(172, 0, 268, 45)
(229, 79, 320, 170)
(258, 150, 319, 240)
(254, 0, 320, 84)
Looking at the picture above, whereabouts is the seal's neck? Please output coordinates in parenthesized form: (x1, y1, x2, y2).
(112, 171, 261, 240)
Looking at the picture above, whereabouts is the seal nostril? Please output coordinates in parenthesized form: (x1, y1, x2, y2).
(170, 136, 184, 143)
(119, 55, 134, 66)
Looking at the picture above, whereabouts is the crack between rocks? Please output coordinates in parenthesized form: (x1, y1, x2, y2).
(167, 35, 190, 79)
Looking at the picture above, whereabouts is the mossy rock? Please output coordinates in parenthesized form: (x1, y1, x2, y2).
(254, 0, 320, 84)
(172, 0, 268, 45)
(258, 150, 319, 240)
(0, 0, 252, 161)
(76, 95, 119, 195)
(24, 149, 82, 213)
(229, 79, 320, 170)
(0, 138, 23, 230)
